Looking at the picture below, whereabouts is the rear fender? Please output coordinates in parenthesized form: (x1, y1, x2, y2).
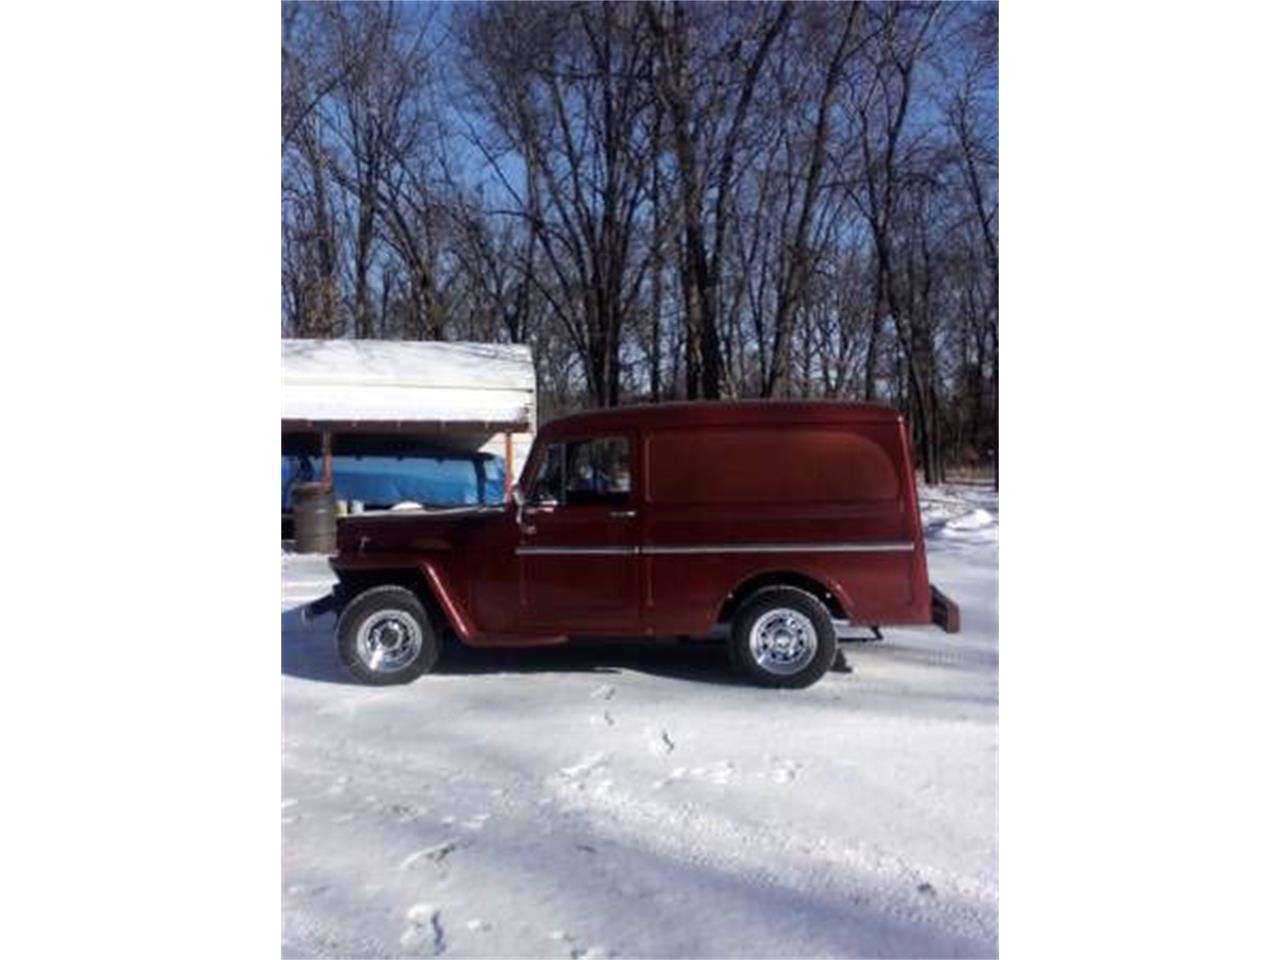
(719, 568, 855, 625)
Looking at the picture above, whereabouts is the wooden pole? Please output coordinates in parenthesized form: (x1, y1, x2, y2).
(322, 430, 333, 491)
(504, 431, 514, 501)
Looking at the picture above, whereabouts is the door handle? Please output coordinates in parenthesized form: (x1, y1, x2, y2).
(609, 509, 637, 519)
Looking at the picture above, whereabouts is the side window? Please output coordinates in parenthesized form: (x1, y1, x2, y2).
(563, 436, 631, 507)
(530, 443, 565, 504)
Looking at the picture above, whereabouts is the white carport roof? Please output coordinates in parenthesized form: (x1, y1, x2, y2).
(281, 339, 535, 428)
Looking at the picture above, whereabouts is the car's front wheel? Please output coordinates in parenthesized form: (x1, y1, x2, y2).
(729, 586, 836, 689)
(337, 585, 439, 685)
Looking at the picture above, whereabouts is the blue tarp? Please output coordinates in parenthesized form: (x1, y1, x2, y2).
(282, 453, 505, 510)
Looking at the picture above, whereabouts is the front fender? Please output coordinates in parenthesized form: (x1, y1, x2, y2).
(329, 554, 478, 641)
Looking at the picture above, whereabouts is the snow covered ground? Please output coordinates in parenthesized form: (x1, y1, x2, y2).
(281, 485, 998, 959)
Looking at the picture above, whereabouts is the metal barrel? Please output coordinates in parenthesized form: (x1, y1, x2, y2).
(292, 482, 337, 554)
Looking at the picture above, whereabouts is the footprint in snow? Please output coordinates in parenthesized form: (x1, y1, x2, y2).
(551, 929, 610, 957)
(651, 766, 686, 789)
(653, 761, 734, 789)
(558, 753, 609, 781)
(645, 727, 675, 755)
(706, 760, 735, 784)
(400, 904, 445, 955)
(384, 802, 421, 823)
(286, 883, 328, 897)
(590, 684, 616, 701)
(769, 760, 801, 783)
(400, 839, 465, 870)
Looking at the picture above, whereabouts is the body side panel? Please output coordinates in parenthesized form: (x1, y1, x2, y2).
(637, 420, 931, 633)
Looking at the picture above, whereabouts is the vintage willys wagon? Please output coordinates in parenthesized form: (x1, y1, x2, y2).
(316, 401, 960, 689)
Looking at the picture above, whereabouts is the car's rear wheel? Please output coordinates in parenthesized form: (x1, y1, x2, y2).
(729, 586, 836, 689)
(337, 585, 439, 685)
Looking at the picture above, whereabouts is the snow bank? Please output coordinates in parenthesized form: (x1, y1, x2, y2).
(947, 507, 995, 531)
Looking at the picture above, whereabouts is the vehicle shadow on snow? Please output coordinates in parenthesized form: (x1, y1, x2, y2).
(280, 608, 757, 687)
(437, 638, 758, 687)
(280, 610, 352, 684)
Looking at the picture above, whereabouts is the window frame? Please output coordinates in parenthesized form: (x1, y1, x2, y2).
(526, 433, 634, 509)
(526, 441, 565, 505)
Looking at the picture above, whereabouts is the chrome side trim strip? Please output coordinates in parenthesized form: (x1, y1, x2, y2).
(516, 542, 914, 556)
(642, 542, 915, 555)
(516, 546, 638, 556)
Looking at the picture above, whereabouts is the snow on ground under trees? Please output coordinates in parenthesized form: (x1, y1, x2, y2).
(281, 485, 998, 959)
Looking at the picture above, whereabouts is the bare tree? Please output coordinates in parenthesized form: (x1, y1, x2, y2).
(458, 2, 654, 407)
(281, 1, 999, 473)
(646, 0, 793, 399)
(764, 1, 863, 396)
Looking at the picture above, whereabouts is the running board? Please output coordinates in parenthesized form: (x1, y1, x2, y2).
(837, 624, 884, 643)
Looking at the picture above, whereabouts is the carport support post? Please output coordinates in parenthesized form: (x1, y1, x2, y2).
(321, 430, 333, 492)
(504, 430, 514, 501)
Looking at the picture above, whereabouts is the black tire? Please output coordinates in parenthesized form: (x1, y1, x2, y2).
(337, 585, 440, 685)
(729, 586, 837, 689)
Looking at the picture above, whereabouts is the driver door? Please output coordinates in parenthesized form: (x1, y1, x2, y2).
(518, 434, 641, 633)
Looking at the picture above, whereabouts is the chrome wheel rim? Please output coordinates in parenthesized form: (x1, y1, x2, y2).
(748, 608, 818, 676)
(355, 610, 423, 673)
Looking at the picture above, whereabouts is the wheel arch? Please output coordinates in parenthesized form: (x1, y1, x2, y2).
(717, 569, 851, 624)
(333, 561, 475, 640)
(334, 565, 427, 605)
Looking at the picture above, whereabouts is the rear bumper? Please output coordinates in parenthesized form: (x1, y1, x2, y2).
(930, 584, 961, 634)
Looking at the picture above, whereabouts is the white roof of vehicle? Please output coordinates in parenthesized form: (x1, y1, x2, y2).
(281, 339, 535, 426)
